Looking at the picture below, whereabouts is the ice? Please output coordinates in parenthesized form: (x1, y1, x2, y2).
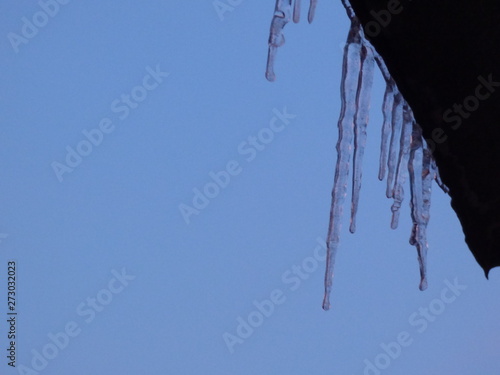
(434, 163, 450, 193)
(390, 104, 413, 229)
(265, 0, 447, 309)
(374, 55, 403, 188)
(266, 0, 293, 82)
(323, 18, 364, 310)
(386, 92, 403, 198)
(341, 0, 355, 20)
(374, 53, 392, 83)
(266, 0, 320, 81)
(378, 79, 395, 181)
(293, 0, 301, 23)
(350, 45, 375, 234)
(308, 0, 318, 23)
(408, 124, 433, 290)
(292, 0, 318, 23)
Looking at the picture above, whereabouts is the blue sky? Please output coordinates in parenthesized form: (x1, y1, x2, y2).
(1, 1, 499, 374)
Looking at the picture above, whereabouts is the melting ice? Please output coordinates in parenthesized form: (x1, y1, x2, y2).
(265, 0, 445, 310)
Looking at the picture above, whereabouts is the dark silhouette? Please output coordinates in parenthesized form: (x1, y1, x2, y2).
(348, 0, 500, 276)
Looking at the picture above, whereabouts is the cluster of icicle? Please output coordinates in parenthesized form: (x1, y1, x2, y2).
(266, 0, 449, 310)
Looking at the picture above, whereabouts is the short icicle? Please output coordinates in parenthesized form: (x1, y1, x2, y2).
(293, 0, 301, 23)
(266, 0, 293, 82)
(308, 0, 318, 23)
(434, 163, 450, 193)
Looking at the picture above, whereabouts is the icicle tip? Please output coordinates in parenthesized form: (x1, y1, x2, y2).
(419, 278, 428, 291)
(322, 298, 331, 311)
(266, 71, 276, 82)
(308, 0, 317, 23)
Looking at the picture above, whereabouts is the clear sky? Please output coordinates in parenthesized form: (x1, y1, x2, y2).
(1, 1, 499, 374)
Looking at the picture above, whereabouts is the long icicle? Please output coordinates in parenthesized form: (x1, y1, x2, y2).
(408, 124, 432, 290)
(419, 147, 435, 288)
(350, 43, 375, 233)
(323, 18, 362, 311)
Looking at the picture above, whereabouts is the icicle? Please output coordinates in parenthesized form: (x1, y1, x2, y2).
(386, 92, 403, 198)
(350, 44, 375, 234)
(408, 124, 432, 291)
(266, 0, 293, 82)
(263, 0, 451, 307)
(308, 0, 318, 23)
(378, 79, 395, 181)
(322, 18, 363, 311)
(390, 103, 413, 229)
(375, 53, 404, 190)
(266, 0, 317, 80)
(421, 147, 435, 245)
(341, 0, 355, 20)
(293, 0, 301, 23)
(433, 161, 450, 193)
(408, 125, 423, 245)
(374, 53, 392, 85)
